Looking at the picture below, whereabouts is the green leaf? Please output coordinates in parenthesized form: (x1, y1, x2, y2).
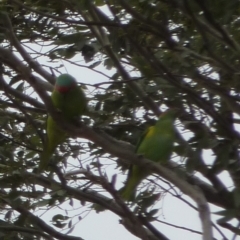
(89, 61, 101, 69)
(15, 82, 24, 92)
(91, 203, 107, 213)
(54, 33, 88, 45)
(136, 191, 161, 211)
(32, 199, 50, 208)
(145, 208, 159, 221)
(215, 209, 237, 224)
(52, 214, 69, 222)
(17, 150, 24, 158)
(103, 58, 114, 70)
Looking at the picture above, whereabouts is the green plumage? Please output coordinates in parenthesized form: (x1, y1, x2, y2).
(39, 74, 87, 171)
(120, 109, 178, 201)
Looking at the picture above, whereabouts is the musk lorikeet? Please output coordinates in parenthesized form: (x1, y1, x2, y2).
(39, 74, 87, 171)
(120, 109, 179, 201)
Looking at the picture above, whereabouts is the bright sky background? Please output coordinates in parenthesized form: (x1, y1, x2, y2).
(11, 5, 238, 239)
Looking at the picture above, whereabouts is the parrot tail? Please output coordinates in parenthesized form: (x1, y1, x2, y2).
(38, 144, 53, 172)
(119, 177, 141, 202)
(119, 165, 147, 201)
(119, 186, 136, 202)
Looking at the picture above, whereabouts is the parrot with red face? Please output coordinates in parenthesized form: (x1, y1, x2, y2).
(39, 74, 87, 171)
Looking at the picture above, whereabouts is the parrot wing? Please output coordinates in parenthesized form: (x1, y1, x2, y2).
(134, 126, 152, 153)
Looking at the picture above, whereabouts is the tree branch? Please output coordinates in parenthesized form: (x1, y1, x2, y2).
(0, 12, 56, 85)
(79, 3, 161, 116)
(0, 70, 45, 109)
(22, 173, 167, 240)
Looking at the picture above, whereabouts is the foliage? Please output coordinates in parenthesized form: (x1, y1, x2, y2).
(0, 0, 239, 239)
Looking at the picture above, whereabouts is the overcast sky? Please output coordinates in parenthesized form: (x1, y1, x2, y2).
(18, 4, 239, 238)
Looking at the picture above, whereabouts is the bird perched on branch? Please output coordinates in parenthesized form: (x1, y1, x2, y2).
(120, 109, 179, 201)
(39, 74, 87, 171)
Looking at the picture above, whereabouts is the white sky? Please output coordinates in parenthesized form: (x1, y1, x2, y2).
(9, 5, 239, 238)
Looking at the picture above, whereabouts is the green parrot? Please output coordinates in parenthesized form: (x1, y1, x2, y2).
(39, 74, 87, 171)
(120, 109, 179, 201)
